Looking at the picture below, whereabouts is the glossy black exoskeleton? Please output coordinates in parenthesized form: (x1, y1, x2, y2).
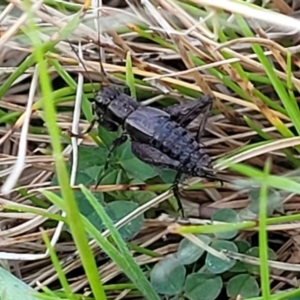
(92, 84, 215, 215)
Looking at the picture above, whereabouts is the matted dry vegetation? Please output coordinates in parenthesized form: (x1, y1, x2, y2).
(1, 0, 300, 299)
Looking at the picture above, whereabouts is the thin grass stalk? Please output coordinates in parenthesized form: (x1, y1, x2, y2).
(23, 2, 106, 299)
(258, 158, 272, 300)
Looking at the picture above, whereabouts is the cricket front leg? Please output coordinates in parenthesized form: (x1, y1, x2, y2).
(68, 118, 97, 138)
(96, 133, 129, 187)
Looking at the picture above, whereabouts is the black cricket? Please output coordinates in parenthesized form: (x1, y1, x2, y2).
(91, 84, 216, 214)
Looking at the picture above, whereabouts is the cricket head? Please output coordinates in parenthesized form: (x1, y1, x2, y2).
(92, 85, 120, 131)
(94, 85, 121, 113)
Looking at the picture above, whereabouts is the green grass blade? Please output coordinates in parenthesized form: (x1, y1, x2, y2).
(125, 51, 136, 99)
(40, 189, 106, 300)
(42, 187, 159, 300)
(259, 158, 271, 300)
(49, 58, 93, 121)
(24, 3, 106, 298)
(244, 116, 300, 168)
(42, 232, 75, 300)
(236, 15, 300, 137)
(229, 163, 300, 194)
(0, 7, 83, 99)
(3, 204, 65, 222)
(79, 184, 160, 300)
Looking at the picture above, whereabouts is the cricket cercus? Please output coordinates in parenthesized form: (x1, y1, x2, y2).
(89, 83, 218, 215)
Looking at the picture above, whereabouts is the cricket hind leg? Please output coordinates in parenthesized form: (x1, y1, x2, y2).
(191, 95, 212, 144)
(172, 171, 185, 217)
(163, 95, 213, 129)
(203, 171, 230, 187)
(131, 142, 185, 216)
(164, 95, 213, 146)
(131, 141, 180, 169)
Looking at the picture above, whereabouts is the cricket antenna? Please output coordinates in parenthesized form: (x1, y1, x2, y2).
(67, 40, 96, 91)
(94, 0, 130, 91)
(66, 37, 99, 138)
(95, 0, 109, 86)
(67, 0, 107, 97)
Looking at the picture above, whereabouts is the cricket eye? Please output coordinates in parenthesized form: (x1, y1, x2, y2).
(94, 92, 102, 103)
(98, 93, 111, 106)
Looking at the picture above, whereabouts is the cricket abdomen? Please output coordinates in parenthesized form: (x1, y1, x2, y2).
(153, 120, 213, 176)
(125, 106, 212, 177)
(152, 119, 198, 159)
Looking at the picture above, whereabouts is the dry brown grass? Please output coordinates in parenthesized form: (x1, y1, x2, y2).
(1, 0, 300, 298)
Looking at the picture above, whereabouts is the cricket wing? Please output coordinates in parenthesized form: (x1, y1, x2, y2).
(131, 142, 180, 170)
(125, 106, 169, 142)
(163, 95, 212, 127)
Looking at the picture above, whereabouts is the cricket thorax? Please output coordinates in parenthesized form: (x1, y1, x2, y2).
(94, 86, 139, 125)
(107, 93, 139, 124)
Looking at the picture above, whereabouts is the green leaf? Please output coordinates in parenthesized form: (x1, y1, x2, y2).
(130, 190, 158, 205)
(169, 296, 183, 300)
(205, 240, 237, 274)
(76, 146, 109, 169)
(184, 273, 222, 300)
(75, 166, 103, 186)
(234, 240, 251, 253)
(211, 209, 239, 239)
(105, 200, 144, 240)
(51, 146, 111, 186)
(249, 188, 283, 213)
(98, 126, 120, 149)
(237, 186, 285, 220)
(73, 190, 143, 240)
(159, 169, 177, 183)
(177, 235, 212, 265)
(0, 267, 40, 300)
(108, 140, 159, 181)
(65, 191, 105, 235)
(226, 274, 259, 298)
(287, 294, 300, 300)
(100, 168, 121, 185)
(76, 191, 105, 217)
(150, 255, 186, 296)
(73, 131, 158, 183)
(79, 185, 160, 300)
(244, 247, 277, 275)
(230, 240, 251, 272)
